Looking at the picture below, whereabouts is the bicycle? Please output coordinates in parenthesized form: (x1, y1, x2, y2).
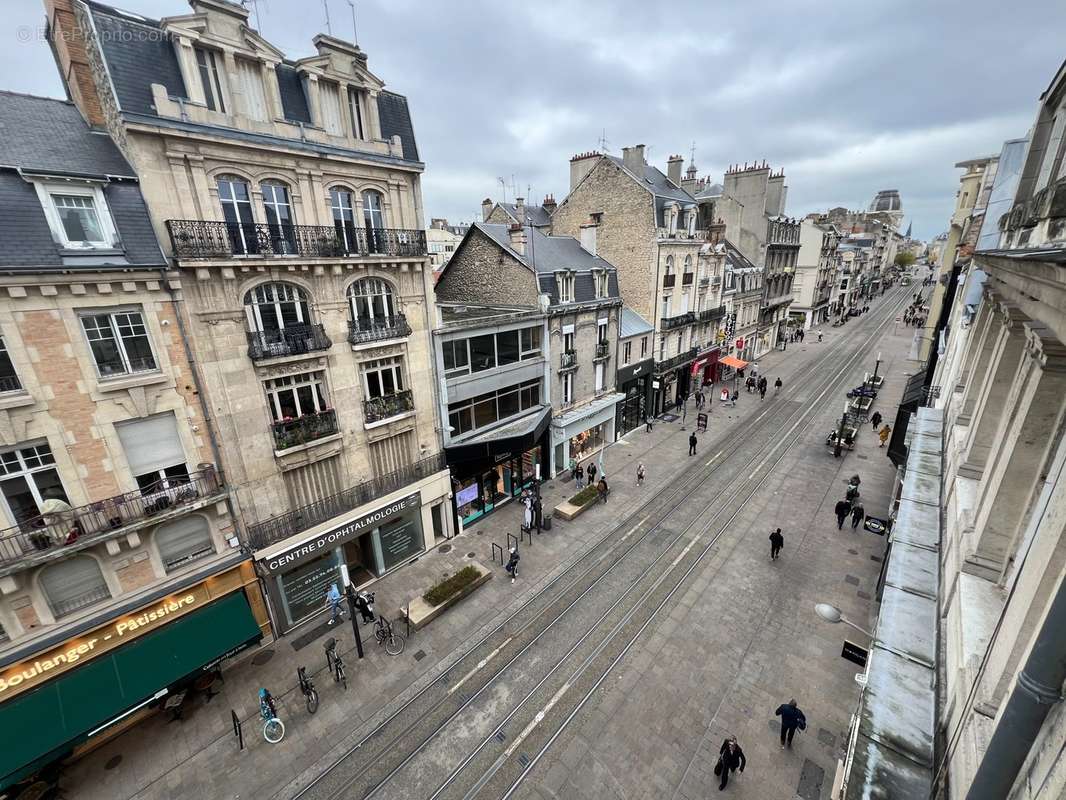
(259, 688, 284, 743)
(324, 637, 348, 690)
(374, 615, 406, 656)
(297, 666, 319, 714)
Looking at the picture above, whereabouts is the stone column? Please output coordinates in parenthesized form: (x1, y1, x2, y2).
(968, 323, 1066, 574)
(304, 72, 323, 129)
(173, 36, 205, 105)
(953, 294, 996, 426)
(262, 60, 284, 121)
(957, 303, 1029, 479)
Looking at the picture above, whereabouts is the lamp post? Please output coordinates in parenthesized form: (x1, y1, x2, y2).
(834, 399, 849, 459)
(872, 351, 882, 384)
(814, 602, 873, 638)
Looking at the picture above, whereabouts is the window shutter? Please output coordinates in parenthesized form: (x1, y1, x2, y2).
(40, 556, 110, 617)
(319, 82, 344, 135)
(237, 59, 268, 121)
(156, 516, 214, 572)
(116, 413, 185, 478)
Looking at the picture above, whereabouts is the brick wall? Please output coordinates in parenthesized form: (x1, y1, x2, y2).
(116, 553, 156, 593)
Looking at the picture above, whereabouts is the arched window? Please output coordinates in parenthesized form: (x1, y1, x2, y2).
(683, 255, 693, 274)
(348, 278, 397, 335)
(217, 175, 256, 255)
(362, 190, 385, 253)
(40, 556, 110, 618)
(156, 516, 214, 573)
(244, 282, 310, 333)
(330, 187, 357, 252)
(664, 256, 674, 275)
(261, 181, 295, 254)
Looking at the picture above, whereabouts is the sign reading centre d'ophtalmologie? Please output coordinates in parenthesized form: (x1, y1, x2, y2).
(262, 493, 421, 574)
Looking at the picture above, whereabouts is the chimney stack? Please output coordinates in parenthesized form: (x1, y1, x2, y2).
(508, 222, 526, 255)
(622, 144, 646, 175)
(542, 194, 557, 215)
(481, 197, 493, 222)
(515, 197, 526, 223)
(570, 151, 600, 192)
(667, 154, 684, 186)
(45, 0, 107, 127)
(580, 218, 598, 257)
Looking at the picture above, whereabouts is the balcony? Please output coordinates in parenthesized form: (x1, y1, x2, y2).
(247, 452, 447, 550)
(0, 467, 223, 571)
(593, 341, 610, 360)
(364, 390, 415, 424)
(661, 311, 696, 331)
(559, 350, 578, 371)
(655, 347, 698, 374)
(247, 324, 332, 361)
(662, 274, 677, 289)
(348, 314, 412, 346)
(657, 228, 709, 241)
(697, 305, 727, 323)
(699, 276, 710, 288)
(271, 408, 339, 451)
(166, 220, 427, 260)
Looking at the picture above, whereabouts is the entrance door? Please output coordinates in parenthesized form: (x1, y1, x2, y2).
(343, 535, 375, 585)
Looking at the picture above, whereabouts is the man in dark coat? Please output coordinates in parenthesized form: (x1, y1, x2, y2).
(689, 432, 698, 456)
(775, 699, 807, 747)
(870, 411, 882, 430)
(587, 461, 597, 485)
(851, 504, 865, 529)
(769, 528, 784, 560)
(716, 736, 746, 790)
(835, 499, 852, 530)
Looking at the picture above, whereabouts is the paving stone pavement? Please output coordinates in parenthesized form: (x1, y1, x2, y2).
(59, 289, 918, 800)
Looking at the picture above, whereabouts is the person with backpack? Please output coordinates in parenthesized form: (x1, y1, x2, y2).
(597, 476, 610, 504)
(851, 503, 865, 529)
(769, 528, 784, 560)
(505, 548, 520, 584)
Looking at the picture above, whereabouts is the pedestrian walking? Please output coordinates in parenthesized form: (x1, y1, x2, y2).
(851, 503, 865, 529)
(575, 464, 585, 490)
(746, 376, 755, 394)
(587, 461, 597, 484)
(774, 377, 782, 395)
(730, 390, 738, 407)
(675, 395, 683, 412)
(645, 415, 653, 433)
(870, 411, 882, 430)
(775, 699, 807, 748)
(818, 330, 824, 343)
(325, 583, 343, 626)
(597, 476, 609, 504)
(715, 736, 746, 790)
(353, 589, 375, 623)
(636, 462, 646, 486)
(689, 432, 697, 456)
(769, 528, 784, 560)
(879, 424, 892, 447)
(505, 547, 520, 584)
(759, 382, 767, 400)
(835, 499, 852, 530)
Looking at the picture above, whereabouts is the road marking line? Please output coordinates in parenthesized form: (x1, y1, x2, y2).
(504, 682, 571, 757)
(705, 450, 723, 467)
(449, 637, 513, 694)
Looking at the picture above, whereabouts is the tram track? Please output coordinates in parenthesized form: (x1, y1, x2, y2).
(290, 286, 909, 800)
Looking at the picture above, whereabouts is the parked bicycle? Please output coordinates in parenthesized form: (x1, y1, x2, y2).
(259, 688, 284, 743)
(297, 666, 318, 714)
(324, 637, 348, 690)
(374, 615, 406, 656)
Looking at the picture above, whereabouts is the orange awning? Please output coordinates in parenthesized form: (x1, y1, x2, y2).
(720, 355, 749, 369)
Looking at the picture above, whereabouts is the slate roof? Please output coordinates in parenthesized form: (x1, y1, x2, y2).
(85, 1, 420, 164)
(495, 202, 552, 227)
(723, 240, 759, 273)
(605, 155, 700, 227)
(0, 93, 164, 269)
(694, 182, 723, 199)
(619, 306, 654, 338)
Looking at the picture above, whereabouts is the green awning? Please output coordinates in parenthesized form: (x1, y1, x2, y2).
(0, 590, 261, 789)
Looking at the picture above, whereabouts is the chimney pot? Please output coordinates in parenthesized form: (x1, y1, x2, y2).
(508, 223, 526, 255)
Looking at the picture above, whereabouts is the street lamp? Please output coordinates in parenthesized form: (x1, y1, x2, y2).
(814, 603, 873, 638)
(834, 400, 849, 459)
(872, 351, 882, 384)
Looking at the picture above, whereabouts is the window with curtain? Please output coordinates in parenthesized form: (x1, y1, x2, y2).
(115, 412, 189, 493)
(0, 443, 68, 527)
(319, 81, 345, 135)
(217, 176, 256, 254)
(51, 194, 106, 246)
(236, 58, 268, 121)
(40, 556, 111, 618)
(155, 516, 214, 573)
(361, 357, 405, 400)
(330, 187, 357, 251)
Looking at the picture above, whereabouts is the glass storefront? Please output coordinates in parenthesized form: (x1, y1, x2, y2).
(454, 445, 543, 527)
(617, 376, 648, 436)
(570, 422, 606, 462)
(277, 550, 342, 627)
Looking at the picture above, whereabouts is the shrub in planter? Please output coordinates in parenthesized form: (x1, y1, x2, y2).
(423, 565, 481, 607)
(568, 485, 600, 507)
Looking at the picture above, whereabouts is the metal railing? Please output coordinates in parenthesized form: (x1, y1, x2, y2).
(0, 467, 223, 568)
(559, 350, 577, 370)
(662, 274, 676, 288)
(655, 347, 698, 374)
(661, 311, 696, 331)
(166, 219, 427, 260)
(697, 305, 727, 323)
(0, 375, 22, 393)
(271, 408, 339, 451)
(348, 314, 411, 345)
(364, 390, 415, 424)
(247, 324, 332, 361)
(593, 341, 610, 360)
(682, 272, 694, 286)
(657, 228, 709, 241)
(247, 452, 447, 549)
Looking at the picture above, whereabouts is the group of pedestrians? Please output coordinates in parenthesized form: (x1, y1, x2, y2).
(744, 375, 778, 399)
(714, 699, 807, 790)
(572, 458, 598, 490)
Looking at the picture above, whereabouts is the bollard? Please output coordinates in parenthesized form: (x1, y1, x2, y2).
(521, 526, 532, 547)
(491, 542, 504, 564)
(405, 603, 411, 639)
(231, 709, 243, 751)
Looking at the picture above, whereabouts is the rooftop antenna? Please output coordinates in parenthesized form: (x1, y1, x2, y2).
(690, 140, 697, 165)
(322, 0, 332, 34)
(243, 0, 264, 33)
(346, 0, 358, 45)
(598, 128, 610, 153)
(497, 176, 508, 203)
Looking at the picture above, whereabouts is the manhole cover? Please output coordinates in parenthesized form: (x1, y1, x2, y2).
(438, 544, 453, 554)
(105, 755, 123, 770)
(467, 552, 476, 558)
(413, 649, 426, 662)
(251, 649, 275, 666)
(847, 549, 858, 555)
(797, 758, 825, 800)
(845, 575, 860, 586)
(817, 729, 836, 747)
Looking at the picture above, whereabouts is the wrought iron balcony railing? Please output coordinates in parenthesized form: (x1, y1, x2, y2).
(271, 408, 339, 451)
(364, 390, 415, 424)
(247, 324, 332, 361)
(697, 305, 727, 323)
(682, 272, 694, 286)
(166, 219, 428, 260)
(348, 314, 411, 345)
(247, 452, 447, 549)
(662, 274, 676, 288)
(655, 347, 698, 374)
(559, 350, 577, 370)
(594, 341, 610, 360)
(0, 467, 223, 569)
(661, 311, 696, 331)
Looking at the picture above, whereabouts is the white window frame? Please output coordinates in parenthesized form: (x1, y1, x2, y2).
(361, 357, 405, 400)
(563, 331, 575, 352)
(0, 442, 68, 527)
(348, 278, 396, 325)
(79, 307, 158, 378)
(557, 272, 575, 303)
(347, 87, 366, 139)
(562, 371, 574, 405)
(0, 337, 22, 393)
(641, 336, 648, 358)
(264, 371, 329, 422)
(33, 182, 117, 250)
(194, 46, 226, 112)
(244, 282, 310, 333)
(597, 320, 608, 344)
(594, 362, 605, 393)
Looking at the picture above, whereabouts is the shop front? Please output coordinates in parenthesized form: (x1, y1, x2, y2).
(550, 392, 624, 475)
(652, 353, 697, 417)
(615, 358, 654, 437)
(690, 347, 720, 390)
(257, 492, 428, 631)
(446, 407, 552, 528)
(0, 561, 267, 789)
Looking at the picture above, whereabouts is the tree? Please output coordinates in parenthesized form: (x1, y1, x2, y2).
(894, 251, 917, 268)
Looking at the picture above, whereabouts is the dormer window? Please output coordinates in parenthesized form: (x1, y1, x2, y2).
(348, 88, 366, 139)
(35, 182, 117, 250)
(236, 58, 269, 121)
(593, 269, 609, 299)
(558, 271, 575, 303)
(195, 47, 226, 112)
(319, 81, 345, 135)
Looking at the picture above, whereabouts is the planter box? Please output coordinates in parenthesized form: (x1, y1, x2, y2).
(402, 561, 492, 631)
(553, 494, 601, 521)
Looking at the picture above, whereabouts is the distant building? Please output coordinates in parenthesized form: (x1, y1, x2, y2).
(867, 188, 904, 229)
(427, 218, 470, 274)
(793, 218, 840, 328)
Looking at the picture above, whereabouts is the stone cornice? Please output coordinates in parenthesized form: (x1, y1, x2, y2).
(1024, 322, 1066, 372)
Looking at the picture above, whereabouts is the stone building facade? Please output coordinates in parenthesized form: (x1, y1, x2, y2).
(793, 217, 840, 329)
(48, 0, 453, 633)
(0, 92, 269, 789)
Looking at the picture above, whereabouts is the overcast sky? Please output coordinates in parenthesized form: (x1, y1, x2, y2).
(6, 0, 1065, 240)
